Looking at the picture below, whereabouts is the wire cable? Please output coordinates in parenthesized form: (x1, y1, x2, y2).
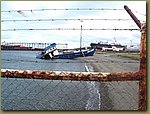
(2, 18, 145, 22)
(132, 10, 146, 16)
(1, 8, 124, 13)
(1, 28, 140, 31)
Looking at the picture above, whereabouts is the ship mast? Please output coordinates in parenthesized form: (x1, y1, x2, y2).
(80, 25, 82, 51)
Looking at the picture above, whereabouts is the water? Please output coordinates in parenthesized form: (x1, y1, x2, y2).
(1, 50, 101, 110)
(1, 51, 85, 71)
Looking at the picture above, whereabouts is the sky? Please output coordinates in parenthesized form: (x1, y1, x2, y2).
(1, 1, 146, 49)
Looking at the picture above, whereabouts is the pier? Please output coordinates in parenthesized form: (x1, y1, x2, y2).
(1, 42, 68, 50)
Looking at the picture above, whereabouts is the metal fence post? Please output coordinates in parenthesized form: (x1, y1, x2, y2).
(138, 23, 146, 110)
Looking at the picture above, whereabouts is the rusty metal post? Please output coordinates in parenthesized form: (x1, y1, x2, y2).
(124, 5, 141, 29)
(124, 5, 146, 110)
(138, 23, 146, 110)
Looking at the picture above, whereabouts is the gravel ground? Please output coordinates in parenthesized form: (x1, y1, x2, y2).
(79, 53, 140, 110)
(81, 53, 140, 72)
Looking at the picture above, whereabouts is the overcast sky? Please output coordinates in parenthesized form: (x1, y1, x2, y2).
(1, 1, 146, 48)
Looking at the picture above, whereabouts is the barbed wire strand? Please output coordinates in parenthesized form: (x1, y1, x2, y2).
(1, 18, 145, 22)
(1, 8, 124, 12)
(1, 28, 140, 31)
(132, 10, 146, 16)
(1, 59, 139, 64)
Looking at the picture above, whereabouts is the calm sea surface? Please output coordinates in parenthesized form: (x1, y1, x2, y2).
(1, 50, 85, 71)
(1, 50, 101, 110)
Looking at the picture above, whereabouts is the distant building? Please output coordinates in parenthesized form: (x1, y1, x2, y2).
(90, 41, 125, 52)
(1, 45, 32, 50)
(125, 45, 140, 52)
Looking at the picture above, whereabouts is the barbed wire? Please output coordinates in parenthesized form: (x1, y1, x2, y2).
(1, 18, 145, 22)
(1, 28, 140, 31)
(132, 10, 146, 16)
(1, 8, 145, 17)
(2, 58, 139, 64)
(1, 8, 124, 13)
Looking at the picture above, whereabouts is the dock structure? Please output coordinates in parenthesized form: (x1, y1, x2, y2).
(1, 42, 68, 50)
